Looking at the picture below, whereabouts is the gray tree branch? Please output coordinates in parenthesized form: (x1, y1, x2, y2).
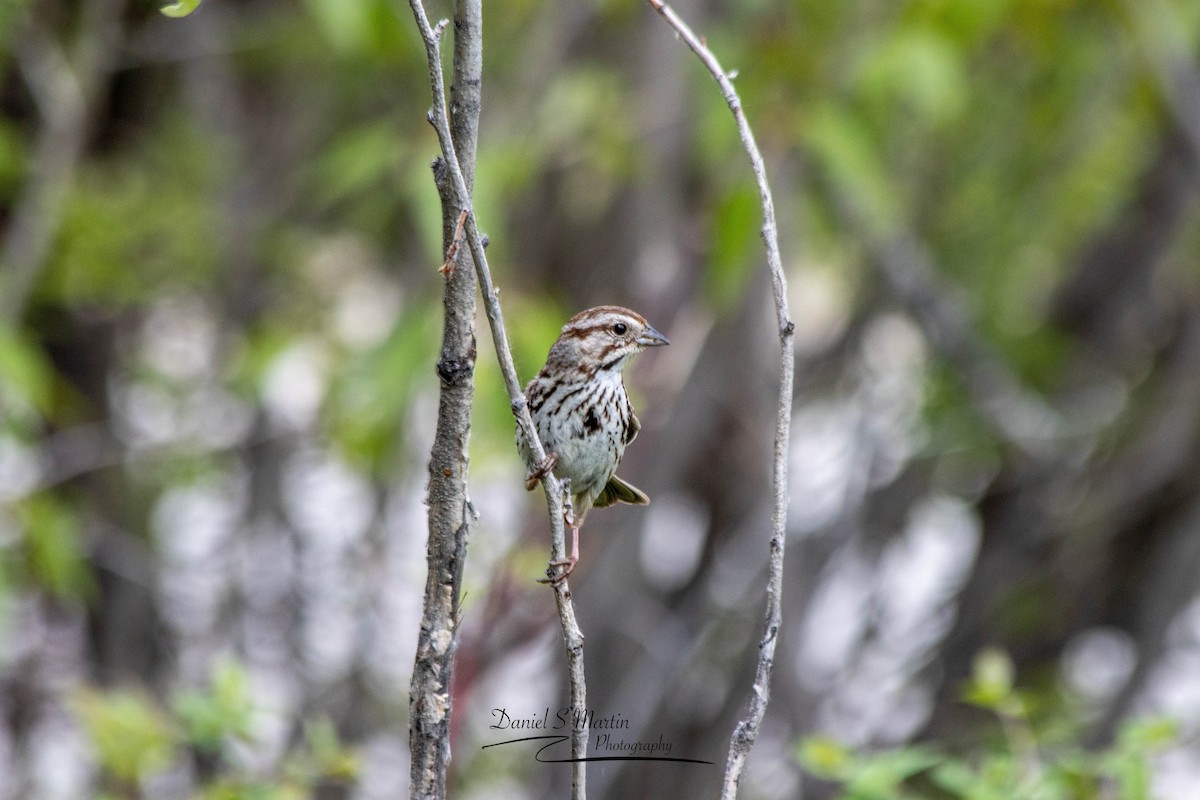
(643, 3, 796, 798)
(406, 0, 481, 796)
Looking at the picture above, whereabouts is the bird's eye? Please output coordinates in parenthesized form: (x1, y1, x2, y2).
(612, 322, 628, 335)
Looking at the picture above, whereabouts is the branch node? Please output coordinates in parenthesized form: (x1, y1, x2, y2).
(760, 624, 778, 648)
(431, 156, 452, 193)
(435, 344, 475, 387)
(432, 18, 449, 42)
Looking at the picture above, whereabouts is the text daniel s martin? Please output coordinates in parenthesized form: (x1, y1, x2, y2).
(491, 707, 629, 732)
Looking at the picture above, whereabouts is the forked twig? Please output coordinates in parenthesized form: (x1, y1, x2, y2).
(406, 1, 589, 797)
(645, 2, 795, 798)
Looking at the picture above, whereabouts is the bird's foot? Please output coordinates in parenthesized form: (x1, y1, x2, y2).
(524, 452, 558, 491)
(537, 524, 580, 587)
(537, 554, 578, 586)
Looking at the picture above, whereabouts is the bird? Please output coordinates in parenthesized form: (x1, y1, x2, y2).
(518, 306, 669, 583)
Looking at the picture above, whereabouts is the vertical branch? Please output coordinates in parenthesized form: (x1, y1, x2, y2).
(407, 0, 481, 797)
(405, 2, 589, 798)
(643, 3, 795, 798)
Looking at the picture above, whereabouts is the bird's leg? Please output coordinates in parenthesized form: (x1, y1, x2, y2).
(538, 478, 576, 586)
(540, 524, 579, 585)
(548, 525, 580, 569)
(524, 451, 558, 491)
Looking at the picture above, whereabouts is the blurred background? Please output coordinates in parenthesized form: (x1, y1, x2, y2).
(2, 0, 1200, 797)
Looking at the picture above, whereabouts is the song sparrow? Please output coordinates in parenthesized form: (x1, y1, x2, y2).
(519, 306, 669, 582)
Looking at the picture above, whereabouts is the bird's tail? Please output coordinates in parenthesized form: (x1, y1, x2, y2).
(593, 475, 650, 508)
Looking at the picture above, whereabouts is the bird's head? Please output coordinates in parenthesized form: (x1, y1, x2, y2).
(551, 305, 670, 375)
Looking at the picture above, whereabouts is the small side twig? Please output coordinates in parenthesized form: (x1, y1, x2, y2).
(644, 3, 795, 799)
(406, 1, 589, 797)
(439, 208, 469, 277)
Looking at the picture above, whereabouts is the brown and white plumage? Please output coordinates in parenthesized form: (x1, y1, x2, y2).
(518, 306, 669, 580)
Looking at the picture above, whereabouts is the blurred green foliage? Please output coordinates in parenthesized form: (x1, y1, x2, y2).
(76, 660, 357, 798)
(799, 649, 1180, 800)
(327, 298, 439, 473)
(48, 119, 223, 305)
(172, 659, 254, 750)
(16, 493, 93, 602)
(76, 688, 175, 786)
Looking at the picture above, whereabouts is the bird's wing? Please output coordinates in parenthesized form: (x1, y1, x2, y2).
(624, 411, 641, 445)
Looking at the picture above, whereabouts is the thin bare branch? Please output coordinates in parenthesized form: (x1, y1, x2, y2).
(405, 0, 589, 796)
(644, 3, 795, 798)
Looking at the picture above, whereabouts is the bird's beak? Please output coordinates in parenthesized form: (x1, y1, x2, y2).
(637, 325, 670, 348)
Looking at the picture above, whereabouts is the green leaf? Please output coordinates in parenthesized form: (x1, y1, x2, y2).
(74, 689, 174, 783)
(160, 0, 201, 18)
